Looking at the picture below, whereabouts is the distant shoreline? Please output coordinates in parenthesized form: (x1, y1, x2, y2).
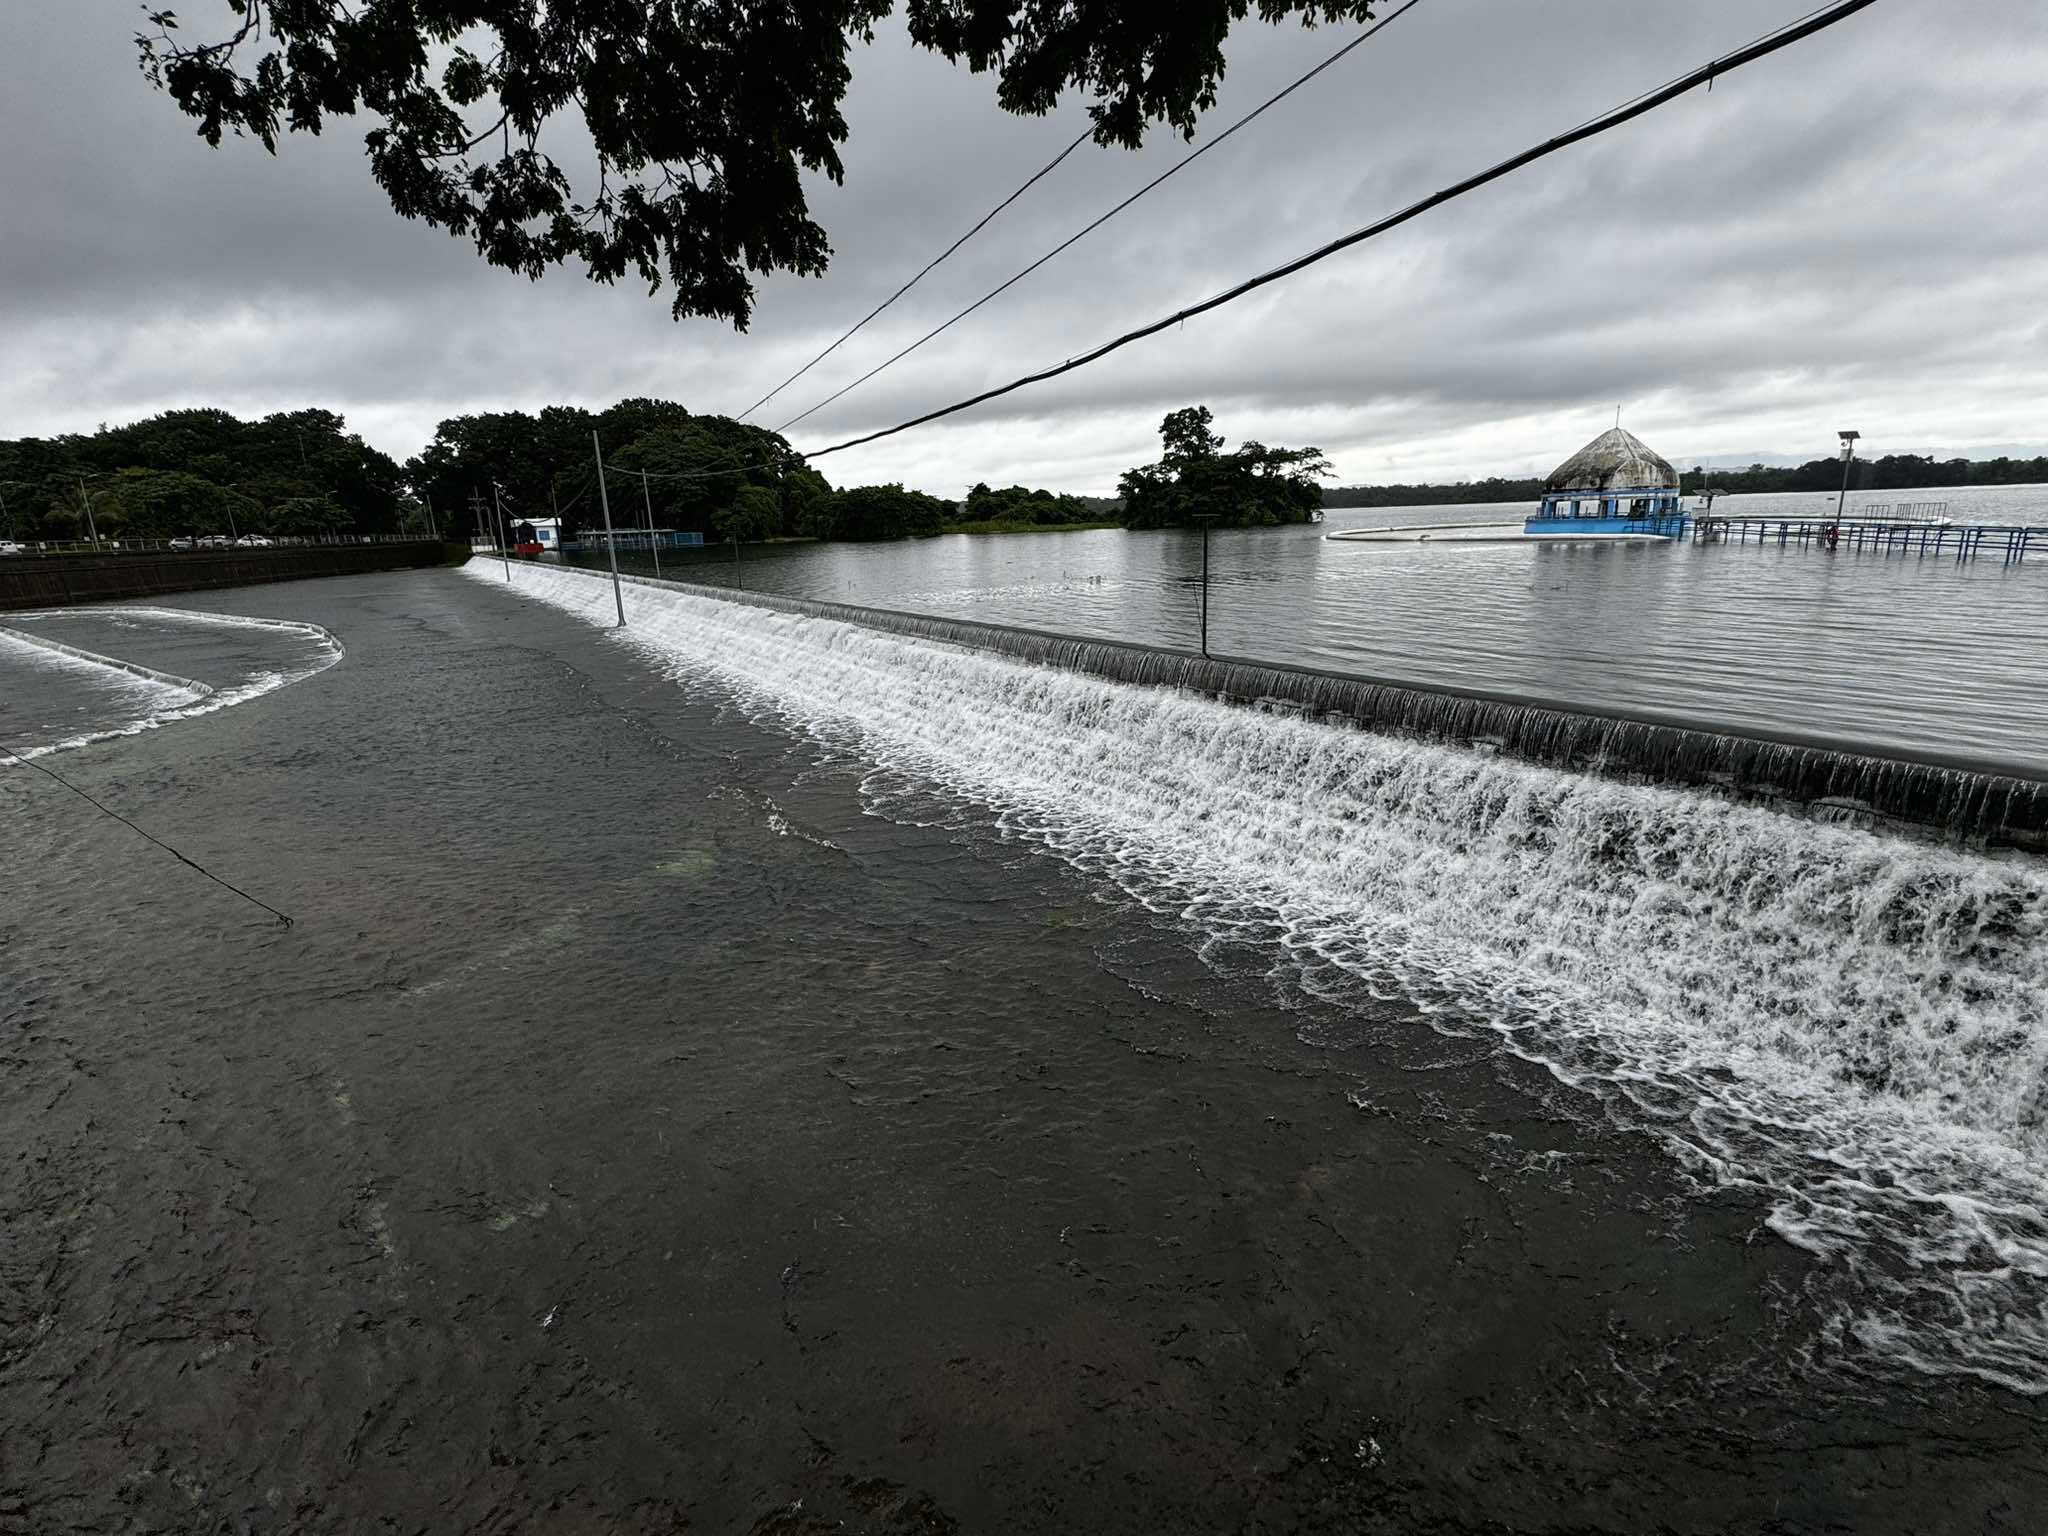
(940, 518, 1123, 536)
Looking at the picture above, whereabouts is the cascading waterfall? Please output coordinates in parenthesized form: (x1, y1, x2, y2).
(476, 560, 2048, 1393)
(564, 568, 2048, 848)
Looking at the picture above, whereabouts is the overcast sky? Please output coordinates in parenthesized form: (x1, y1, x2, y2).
(3, 1, 2045, 494)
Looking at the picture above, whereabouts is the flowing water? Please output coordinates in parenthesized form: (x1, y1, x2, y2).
(6, 567, 2046, 1528)
(576, 482, 2048, 767)
(477, 560, 2048, 1396)
(0, 606, 342, 758)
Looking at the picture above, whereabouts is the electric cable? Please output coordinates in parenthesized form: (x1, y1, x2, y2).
(773, 0, 1429, 434)
(736, 125, 1096, 423)
(795, 0, 1878, 461)
(2, 746, 296, 926)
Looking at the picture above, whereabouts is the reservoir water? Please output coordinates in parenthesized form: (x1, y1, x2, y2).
(574, 482, 2048, 766)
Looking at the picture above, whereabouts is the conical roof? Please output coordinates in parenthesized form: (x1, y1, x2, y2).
(1545, 427, 1677, 493)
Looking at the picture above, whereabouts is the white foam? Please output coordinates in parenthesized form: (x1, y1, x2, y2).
(0, 608, 343, 761)
(474, 560, 2048, 1393)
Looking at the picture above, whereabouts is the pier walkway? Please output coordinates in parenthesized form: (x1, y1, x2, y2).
(1693, 513, 2044, 564)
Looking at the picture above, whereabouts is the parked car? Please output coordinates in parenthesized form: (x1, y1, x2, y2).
(169, 536, 196, 550)
(0, 540, 25, 556)
(235, 534, 275, 547)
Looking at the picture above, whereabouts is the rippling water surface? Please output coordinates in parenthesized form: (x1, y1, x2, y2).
(576, 482, 2048, 764)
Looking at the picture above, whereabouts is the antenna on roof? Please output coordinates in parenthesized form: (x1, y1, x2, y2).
(1615, 404, 1623, 430)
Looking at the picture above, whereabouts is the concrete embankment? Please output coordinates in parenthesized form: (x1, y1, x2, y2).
(0, 541, 463, 612)
(591, 565, 2048, 850)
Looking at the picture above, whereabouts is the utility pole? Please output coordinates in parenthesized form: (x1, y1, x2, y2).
(591, 432, 626, 627)
(76, 476, 102, 553)
(423, 491, 439, 540)
(1192, 514, 1218, 657)
(491, 483, 511, 579)
(640, 470, 662, 581)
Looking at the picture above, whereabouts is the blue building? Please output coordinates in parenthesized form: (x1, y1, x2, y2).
(1527, 427, 1686, 539)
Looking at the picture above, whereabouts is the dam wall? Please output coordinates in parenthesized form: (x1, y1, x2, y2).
(595, 565, 2048, 851)
(0, 541, 461, 613)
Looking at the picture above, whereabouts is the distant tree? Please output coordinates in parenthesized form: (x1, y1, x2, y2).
(1159, 405, 1225, 467)
(93, 468, 258, 539)
(958, 482, 1099, 526)
(0, 408, 398, 539)
(136, 2, 1389, 325)
(812, 484, 951, 541)
(1118, 406, 1330, 528)
(713, 484, 784, 544)
(613, 425, 745, 533)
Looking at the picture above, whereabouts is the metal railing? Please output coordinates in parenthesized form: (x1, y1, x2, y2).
(0, 533, 443, 558)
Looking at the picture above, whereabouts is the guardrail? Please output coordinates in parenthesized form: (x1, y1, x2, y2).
(1694, 514, 2042, 564)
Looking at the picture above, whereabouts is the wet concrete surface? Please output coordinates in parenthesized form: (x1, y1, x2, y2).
(1, 568, 2042, 1533)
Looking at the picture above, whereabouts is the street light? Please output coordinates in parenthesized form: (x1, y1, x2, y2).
(1835, 429, 1860, 523)
(75, 473, 107, 553)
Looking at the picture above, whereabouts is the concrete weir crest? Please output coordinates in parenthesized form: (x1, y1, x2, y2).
(525, 562, 2048, 852)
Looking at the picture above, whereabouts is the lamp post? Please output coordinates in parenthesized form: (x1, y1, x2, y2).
(1835, 429, 1860, 523)
(75, 475, 105, 552)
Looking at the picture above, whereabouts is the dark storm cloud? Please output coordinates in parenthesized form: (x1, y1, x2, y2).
(2, 0, 2044, 492)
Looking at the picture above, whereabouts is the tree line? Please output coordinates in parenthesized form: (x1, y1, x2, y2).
(3, 399, 1343, 547)
(1322, 452, 2048, 509)
(0, 408, 407, 543)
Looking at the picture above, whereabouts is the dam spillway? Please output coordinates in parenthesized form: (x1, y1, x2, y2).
(552, 562, 2047, 851)
(471, 558, 2048, 1392)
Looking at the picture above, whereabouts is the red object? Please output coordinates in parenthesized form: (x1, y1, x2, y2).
(515, 542, 545, 557)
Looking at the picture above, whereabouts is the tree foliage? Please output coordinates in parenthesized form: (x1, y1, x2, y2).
(0, 407, 404, 541)
(137, 1, 1388, 325)
(809, 483, 951, 541)
(1117, 405, 1330, 528)
(957, 482, 1103, 528)
(408, 399, 825, 542)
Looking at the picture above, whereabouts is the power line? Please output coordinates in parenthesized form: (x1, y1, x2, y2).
(2, 745, 295, 927)
(796, 0, 1878, 462)
(597, 452, 794, 484)
(734, 125, 1095, 424)
(773, 0, 1429, 435)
